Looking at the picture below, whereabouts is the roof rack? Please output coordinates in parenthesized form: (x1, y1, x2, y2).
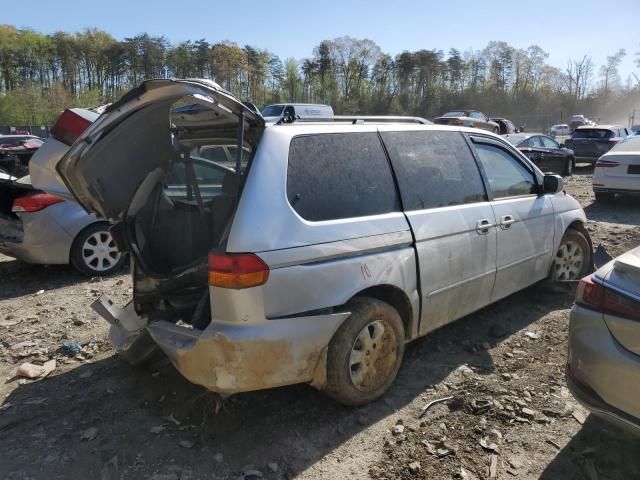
(333, 116, 432, 125)
(284, 115, 432, 125)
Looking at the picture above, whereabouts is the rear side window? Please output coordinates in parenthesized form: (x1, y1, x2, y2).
(571, 129, 613, 139)
(287, 132, 400, 221)
(381, 130, 486, 210)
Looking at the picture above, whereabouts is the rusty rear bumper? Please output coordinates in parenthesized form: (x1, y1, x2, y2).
(146, 312, 349, 395)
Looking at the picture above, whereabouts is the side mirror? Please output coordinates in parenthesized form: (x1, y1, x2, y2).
(559, 142, 565, 148)
(543, 174, 564, 194)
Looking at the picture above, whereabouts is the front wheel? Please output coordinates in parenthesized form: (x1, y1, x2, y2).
(70, 223, 126, 276)
(324, 297, 404, 406)
(551, 228, 591, 281)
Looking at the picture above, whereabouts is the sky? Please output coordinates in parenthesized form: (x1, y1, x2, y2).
(4, 0, 638, 82)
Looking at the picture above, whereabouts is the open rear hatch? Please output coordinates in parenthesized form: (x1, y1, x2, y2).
(54, 79, 265, 320)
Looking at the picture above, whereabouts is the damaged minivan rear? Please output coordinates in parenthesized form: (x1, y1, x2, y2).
(53, 78, 591, 406)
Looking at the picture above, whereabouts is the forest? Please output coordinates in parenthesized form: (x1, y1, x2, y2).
(0, 24, 638, 129)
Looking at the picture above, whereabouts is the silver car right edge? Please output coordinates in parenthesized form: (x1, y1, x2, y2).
(40, 79, 592, 406)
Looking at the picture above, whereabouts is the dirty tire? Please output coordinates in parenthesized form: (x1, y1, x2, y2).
(324, 297, 404, 406)
(551, 228, 592, 281)
(594, 191, 614, 202)
(70, 223, 126, 276)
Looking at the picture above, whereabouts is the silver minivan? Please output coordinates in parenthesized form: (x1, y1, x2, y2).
(37, 79, 592, 405)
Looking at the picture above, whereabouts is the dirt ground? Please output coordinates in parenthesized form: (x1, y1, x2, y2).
(1, 165, 640, 480)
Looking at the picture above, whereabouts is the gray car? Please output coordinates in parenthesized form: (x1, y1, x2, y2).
(567, 246, 640, 434)
(0, 172, 124, 275)
(37, 79, 592, 405)
(0, 109, 125, 275)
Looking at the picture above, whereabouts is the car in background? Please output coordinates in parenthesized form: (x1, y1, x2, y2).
(564, 125, 630, 164)
(0, 109, 126, 275)
(490, 117, 517, 135)
(503, 133, 575, 176)
(0, 136, 44, 177)
(550, 124, 570, 137)
(433, 110, 500, 133)
(592, 136, 640, 201)
(261, 103, 334, 123)
(567, 245, 640, 434)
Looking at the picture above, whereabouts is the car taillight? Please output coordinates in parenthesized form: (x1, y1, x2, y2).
(575, 275, 640, 321)
(12, 193, 64, 213)
(208, 253, 269, 289)
(50, 109, 92, 145)
(594, 160, 619, 168)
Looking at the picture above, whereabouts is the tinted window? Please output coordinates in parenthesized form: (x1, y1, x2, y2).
(540, 136, 559, 148)
(571, 129, 613, 139)
(473, 142, 536, 199)
(261, 105, 284, 117)
(381, 130, 486, 210)
(287, 133, 400, 221)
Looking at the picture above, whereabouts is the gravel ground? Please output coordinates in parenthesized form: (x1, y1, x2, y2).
(1, 164, 639, 480)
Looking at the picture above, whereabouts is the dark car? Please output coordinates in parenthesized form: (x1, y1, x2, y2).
(503, 133, 575, 176)
(0, 136, 44, 177)
(564, 125, 629, 163)
(490, 118, 518, 135)
(433, 110, 499, 133)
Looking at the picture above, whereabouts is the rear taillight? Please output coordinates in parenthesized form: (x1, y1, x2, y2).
(50, 109, 92, 145)
(208, 253, 269, 289)
(12, 193, 64, 213)
(575, 275, 640, 321)
(609, 139, 619, 144)
(594, 160, 619, 168)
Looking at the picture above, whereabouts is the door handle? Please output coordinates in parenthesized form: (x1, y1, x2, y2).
(500, 214, 516, 229)
(476, 218, 494, 235)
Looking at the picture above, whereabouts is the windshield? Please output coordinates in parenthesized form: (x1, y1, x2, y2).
(503, 134, 528, 146)
(571, 129, 613, 139)
(261, 105, 284, 117)
(442, 111, 466, 117)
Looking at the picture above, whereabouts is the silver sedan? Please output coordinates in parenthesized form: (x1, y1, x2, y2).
(0, 171, 124, 275)
(567, 245, 640, 434)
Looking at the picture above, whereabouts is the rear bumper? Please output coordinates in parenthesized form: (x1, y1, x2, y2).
(593, 186, 640, 195)
(0, 208, 72, 264)
(566, 304, 640, 435)
(147, 312, 349, 394)
(95, 295, 350, 395)
(574, 155, 600, 163)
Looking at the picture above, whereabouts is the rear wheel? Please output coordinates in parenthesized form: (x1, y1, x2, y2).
(324, 297, 404, 406)
(70, 223, 125, 276)
(551, 228, 591, 281)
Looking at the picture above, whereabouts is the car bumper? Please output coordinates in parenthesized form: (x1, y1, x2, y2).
(0, 209, 73, 264)
(567, 304, 640, 435)
(94, 295, 350, 395)
(593, 186, 640, 195)
(574, 155, 600, 163)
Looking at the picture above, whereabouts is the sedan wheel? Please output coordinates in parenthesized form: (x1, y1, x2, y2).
(552, 228, 591, 281)
(564, 158, 574, 176)
(71, 224, 125, 276)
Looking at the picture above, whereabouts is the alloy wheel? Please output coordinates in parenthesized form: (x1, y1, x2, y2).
(349, 319, 398, 391)
(553, 240, 585, 280)
(81, 231, 121, 272)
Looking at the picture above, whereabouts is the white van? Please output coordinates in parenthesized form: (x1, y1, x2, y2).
(261, 103, 334, 123)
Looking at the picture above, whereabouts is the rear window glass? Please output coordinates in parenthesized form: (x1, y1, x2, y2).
(287, 133, 400, 221)
(381, 130, 486, 210)
(571, 129, 613, 139)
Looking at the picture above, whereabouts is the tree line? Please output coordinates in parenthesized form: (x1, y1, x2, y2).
(0, 24, 638, 128)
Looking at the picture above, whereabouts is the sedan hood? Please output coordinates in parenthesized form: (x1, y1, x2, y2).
(56, 78, 264, 221)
